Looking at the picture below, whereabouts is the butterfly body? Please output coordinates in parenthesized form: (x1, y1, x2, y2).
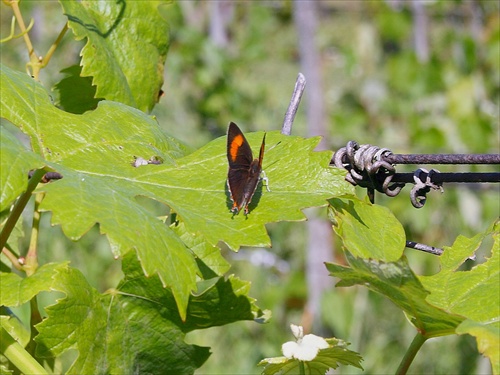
(226, 122, 266, 215)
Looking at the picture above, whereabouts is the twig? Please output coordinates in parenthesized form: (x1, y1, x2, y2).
(406, 240, 476, 260)
(405, 240, 442, 256)
(282, 73, 306, 135)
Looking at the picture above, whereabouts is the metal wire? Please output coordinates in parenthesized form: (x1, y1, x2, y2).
(333, 141, 500, 208)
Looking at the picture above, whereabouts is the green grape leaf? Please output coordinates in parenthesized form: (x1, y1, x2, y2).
(0, 128, 45, 212)
(0, 263, 68, 307)
(420, 220, 500, 373)
(329, 197, 406, 261)
(118, 252, 267, 332)
(326, 252, 465, 338)
(61, 0, 169, 112)
(171, 221, 230, 278)
(155, 129, 351, 250)
(259, 338, 363, 375)
(1, 64, 351, 318)
(33, 255, 263, 374)
(1, 65, 195, 318)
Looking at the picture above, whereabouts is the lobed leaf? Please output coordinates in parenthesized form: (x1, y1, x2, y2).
(1, 64, 195, 318)
(118, 252, 266, 332)
(329, 197, 406, 262)
(33, 255, 263, 374)
(61, 0, 171, 112)
(326, 252, 464, 337)
(155, 130, 352, 250)
(170, 221, 231, 278)
(420, 220, 500, 373)
(0, 263, 68, 307)
(1, 65, 351, 317)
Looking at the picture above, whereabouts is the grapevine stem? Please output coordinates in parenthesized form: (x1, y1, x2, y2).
(395, 332, 427, 375)
(9, 0, 35, 59)
(8, 0, 41, 79)
(0, 327, 47, 374)
(5, 1, 68, 78)
(0, 170, 44, 253)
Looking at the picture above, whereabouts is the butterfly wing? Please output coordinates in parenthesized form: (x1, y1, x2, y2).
(227, 122, 267, 214)
(227, 122, 253, 168)
(227, 167, 251, 212)
(258, 132, 266, 168)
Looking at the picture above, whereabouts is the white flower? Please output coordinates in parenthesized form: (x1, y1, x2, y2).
(282, 324, 328, 361)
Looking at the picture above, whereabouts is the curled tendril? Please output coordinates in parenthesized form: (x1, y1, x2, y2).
(1, 15, 34, 43)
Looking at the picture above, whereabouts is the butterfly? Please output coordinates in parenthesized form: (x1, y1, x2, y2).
(226, 122, 268, 215)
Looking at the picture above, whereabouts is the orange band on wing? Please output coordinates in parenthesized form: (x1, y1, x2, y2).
(229, 134, 245, 161)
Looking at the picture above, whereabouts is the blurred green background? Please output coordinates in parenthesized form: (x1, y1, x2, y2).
(2, 1, 499, 374)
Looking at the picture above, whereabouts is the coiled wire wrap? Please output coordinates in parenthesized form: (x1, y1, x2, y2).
(409, 168, 444, 208)
(333, 141, 405, 202)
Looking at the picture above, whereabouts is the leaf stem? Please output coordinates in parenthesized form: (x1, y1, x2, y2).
(299, 360, 305, 375)
(16, 191, 44, 357)
(41, 23, 68, 68)
(1, 247, 22, 271)
(0, 326, 47, 374)
(25, 192, 44, 277)
(7, 0, 41, 79)
(4, 1, 67, 78)
(0, 169, 44, 254)
(395, 332, 427, 375)
(9, 0, 35, 57)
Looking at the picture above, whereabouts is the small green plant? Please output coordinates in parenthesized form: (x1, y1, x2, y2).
(259, 324, 363, 374)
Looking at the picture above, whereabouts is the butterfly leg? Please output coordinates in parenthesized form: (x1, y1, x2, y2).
(260, 170, 271, 192)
